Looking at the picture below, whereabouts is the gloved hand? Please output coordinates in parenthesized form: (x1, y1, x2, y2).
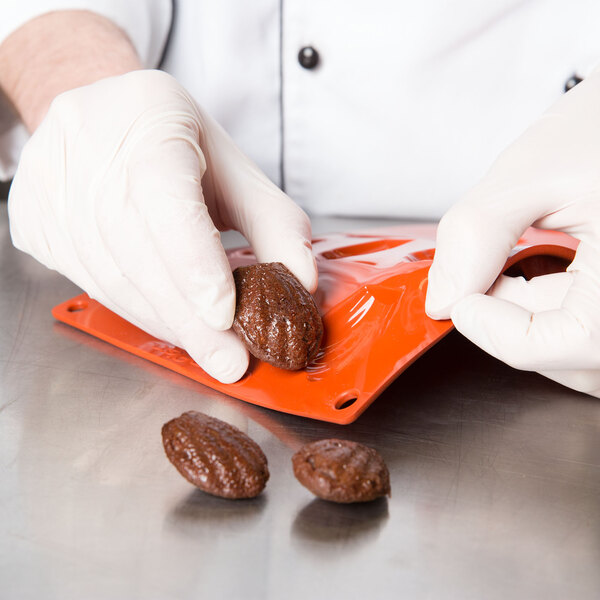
(8, 70, 317, 383)
(426, 70, 600, 398)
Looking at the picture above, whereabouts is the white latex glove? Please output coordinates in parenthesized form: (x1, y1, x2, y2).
(8, 70, 317, 383)
(426, 70, 600, 398)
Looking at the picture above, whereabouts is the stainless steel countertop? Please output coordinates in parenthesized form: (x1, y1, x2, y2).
(1, 201, 599, 600)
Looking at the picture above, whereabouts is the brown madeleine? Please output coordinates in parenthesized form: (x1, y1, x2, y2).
(232, 262, 323, 370)
(292, 438, 390, 503)
(162, 411, 269, 499)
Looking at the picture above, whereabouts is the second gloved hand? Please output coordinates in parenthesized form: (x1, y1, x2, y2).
(8, 70, 317, 383)
(426, 68, 600, 397)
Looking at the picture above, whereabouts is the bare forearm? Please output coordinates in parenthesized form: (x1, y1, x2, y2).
(0, 10, 141, 132)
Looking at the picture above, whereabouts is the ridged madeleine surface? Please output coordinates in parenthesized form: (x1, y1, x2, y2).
(162, 411, 269, 499)
(232, 262, 323, 370)
(292, 439, 390, 503)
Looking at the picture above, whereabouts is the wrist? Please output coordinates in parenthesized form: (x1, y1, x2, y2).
(0, 10, 142, 132)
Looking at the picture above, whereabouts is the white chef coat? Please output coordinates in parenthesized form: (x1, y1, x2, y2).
(2, 0, 600, 219)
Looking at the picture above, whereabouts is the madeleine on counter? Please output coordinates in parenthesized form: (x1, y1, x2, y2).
(162, 411, 269, 499)
(292, 439, 391, 503)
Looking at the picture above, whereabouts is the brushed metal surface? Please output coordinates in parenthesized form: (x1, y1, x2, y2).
(1, 202, 599, 600)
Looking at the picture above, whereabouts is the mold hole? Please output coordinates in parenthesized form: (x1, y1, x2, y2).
(67, 301, 88, 312)
(335, 396, 358, 410)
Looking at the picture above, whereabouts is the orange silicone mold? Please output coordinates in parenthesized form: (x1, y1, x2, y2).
(52, 225, 577, 424)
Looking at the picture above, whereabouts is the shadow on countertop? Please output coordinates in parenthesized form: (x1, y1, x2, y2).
(292, 496, 389, 545)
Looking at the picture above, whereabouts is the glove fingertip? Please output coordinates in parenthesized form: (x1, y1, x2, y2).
(188, 265, 237, 331)
(191, 341, 250, 384)
(198, 292, 236, 331)
(450, 293, 536, 370)
(424, 297, 453, 320)
(449, 293, 488, 331)
(425, 268, 456, 320)
(287, 244, 318, 294)
(256, 236, 319, 294)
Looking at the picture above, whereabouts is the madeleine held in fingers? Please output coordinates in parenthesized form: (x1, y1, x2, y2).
(232, 262, 323, 370)
(426, 67, 600, 398)
(8, 70, 317, 384)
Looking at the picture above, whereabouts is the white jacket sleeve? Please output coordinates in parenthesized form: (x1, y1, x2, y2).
(0, 0, 173, 181)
